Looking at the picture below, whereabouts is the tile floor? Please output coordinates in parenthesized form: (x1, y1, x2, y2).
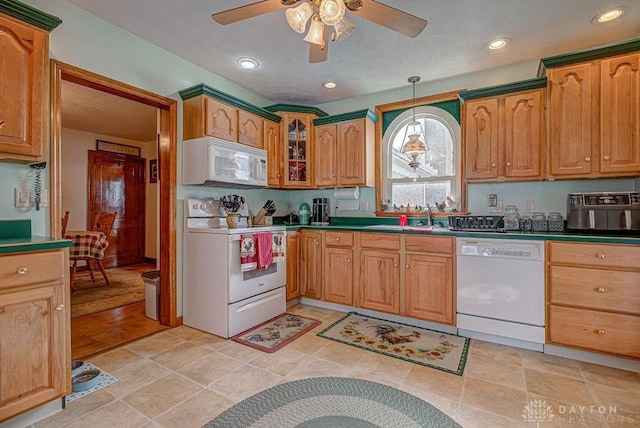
(36, 304, 640, 428)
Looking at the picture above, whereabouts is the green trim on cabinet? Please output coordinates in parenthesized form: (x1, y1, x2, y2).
(537, 38, 640, 76)
(382, 99, 461, 135)
(313, 109, 378, 126)
(263, 103, 329, 117)
(0, 219, 31, 239)
(0, 237, 72, 254)
(0, 0, 62, 31)
(458, 77, 547, 101)
(178, 84, 282, 123)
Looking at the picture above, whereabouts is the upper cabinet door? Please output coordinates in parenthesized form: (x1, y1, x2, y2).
(0, 15, 47, 161)
(464, 98, 499, 180)
(339, 119, 365, 186)
(600, 53, 640, 174)
(314, 124, 338, 187)
(548, 62, 596, 177)
(238, 110, 263, 148)
(504, 89, 544, 178)
(204, 97, 237, 141)
(264, 120, 282, 187)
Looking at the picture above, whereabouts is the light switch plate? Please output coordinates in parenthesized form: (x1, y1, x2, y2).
(487, 201, 503, 213)
(524, 200, 535, 212)
(14, 188, 30, 208)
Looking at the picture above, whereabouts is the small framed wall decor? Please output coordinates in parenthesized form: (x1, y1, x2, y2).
(96, 140, 141, 157)
(150, 159, 158, 183)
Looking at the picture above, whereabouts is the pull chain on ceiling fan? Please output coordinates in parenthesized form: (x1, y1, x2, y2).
(211, 0, 427, 63)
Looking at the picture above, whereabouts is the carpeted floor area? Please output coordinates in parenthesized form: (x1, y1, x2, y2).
(71, 267, 147, 318)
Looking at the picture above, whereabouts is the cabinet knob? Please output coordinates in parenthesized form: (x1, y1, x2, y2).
(597, 329, 605, 335)
(55, 304, 65, 311)
(585, 156, 591, 162)
(597, 253, 605, 259)
(394, 263, 398, 268)
(17, 267, 28, 274)
(491, 163, 496, 168)
(597, 287, 606, 293)
(316, 242, 319, 246)
(406, 264, 410, 269)
(347, 259, 351, 263)
(332, 174, 336, 177)
(341, 173, 344, 177)
(603, 155, 610, 160)
(506, 162, 511, 167)
(335, 237, 340, 241)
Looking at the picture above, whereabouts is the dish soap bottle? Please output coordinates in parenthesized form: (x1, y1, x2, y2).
(298, 202, 310, 225)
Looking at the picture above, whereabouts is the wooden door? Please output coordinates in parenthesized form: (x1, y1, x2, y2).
(548, 63, 596, 177)
(0, 15, 47, 161)
(88, 150, 145, 268)
(339, 119, 365, 186)
(359, 250, 400, 314)
(300, 230, 322, 299)
(314, 124, 338, 187)
(264, 119, 282, 187)
(404, 254, 454, 324)
(286, 231, 300, 300)
(323, 246, 353, 305)
(204, 97, 237, 141)
(600, 53, 640, 174)
(504, 90, 544, 179)
(238, 110, 263, 148)
(464, 98, 499, 180)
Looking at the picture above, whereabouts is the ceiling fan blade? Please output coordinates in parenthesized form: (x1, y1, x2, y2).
(309, 25, 330, 63)
(212, 0, 288, 25)
(356, 0, 427, 38)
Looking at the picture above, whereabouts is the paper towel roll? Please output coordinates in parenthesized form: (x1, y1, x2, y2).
(334, 187, 359, 200)
(334, 187, 359, 210)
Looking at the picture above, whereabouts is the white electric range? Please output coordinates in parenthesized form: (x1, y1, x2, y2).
(182, 198, 286, 338)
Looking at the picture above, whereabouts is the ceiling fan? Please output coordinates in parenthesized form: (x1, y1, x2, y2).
(211, 0, 428, 63)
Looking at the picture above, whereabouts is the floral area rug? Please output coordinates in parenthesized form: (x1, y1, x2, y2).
(232, 313, 321, 353)
(318, 312, 469, 375)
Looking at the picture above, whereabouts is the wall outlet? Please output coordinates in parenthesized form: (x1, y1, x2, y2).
(524, 200, 535, 212)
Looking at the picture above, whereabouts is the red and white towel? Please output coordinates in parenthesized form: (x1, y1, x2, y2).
(240, 234, 257, 272)
(256, 232, 273, 270)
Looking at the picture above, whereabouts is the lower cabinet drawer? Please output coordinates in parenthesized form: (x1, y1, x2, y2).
(324, 231, 353, 247)
(360, 232, 401, 250)
(0, 251, 65, 289)
(548, 305, 640, 358)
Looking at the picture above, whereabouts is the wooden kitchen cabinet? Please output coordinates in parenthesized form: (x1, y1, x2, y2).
(286, 230, 300, 300)
(237, 109, 263, 148)
(547, 241, 640, 358)
(323, 232, 354, 305)
(0, 249, 70, 422)
(403, 235, 455, 325)
(264, 119, 282, 187)
(281, 112, 314, 188)
(299, 230, 323, 299)
(358, 233, 401, 314)
(314, 114, 376, 188)
(0, 9, 59, 163)
(461, 81, 545, 182)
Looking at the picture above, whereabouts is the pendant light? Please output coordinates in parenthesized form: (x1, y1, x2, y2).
(401, 76, 427, 171)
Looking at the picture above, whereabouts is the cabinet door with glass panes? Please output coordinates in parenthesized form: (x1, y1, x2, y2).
(282, 113, 313, 188)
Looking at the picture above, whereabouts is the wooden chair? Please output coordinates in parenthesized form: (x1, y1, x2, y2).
(70, 212, 117, 289)
(61, 211, 69, 236)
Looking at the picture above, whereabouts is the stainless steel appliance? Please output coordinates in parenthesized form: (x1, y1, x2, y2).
(182, 199, 286, 338)
(448, 215, 505, 232)
(312, 197, 330, 226)
(457, 238, 545, 351)
(567, 191, 640, 231)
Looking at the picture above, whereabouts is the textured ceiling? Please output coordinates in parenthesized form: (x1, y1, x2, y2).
(62, 0, 640, 106)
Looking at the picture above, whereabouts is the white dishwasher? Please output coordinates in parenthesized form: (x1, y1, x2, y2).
(456, 238, 545, 351)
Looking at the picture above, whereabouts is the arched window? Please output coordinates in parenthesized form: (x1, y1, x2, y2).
(382, 106, 461, 211)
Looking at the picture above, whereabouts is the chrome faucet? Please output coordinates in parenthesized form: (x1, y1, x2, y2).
(424, 205, 433, 226)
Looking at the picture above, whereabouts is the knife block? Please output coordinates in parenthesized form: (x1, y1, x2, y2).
(253, 208, 273, 226)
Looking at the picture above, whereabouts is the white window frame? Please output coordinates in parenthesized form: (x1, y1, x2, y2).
(381, 105, 462, 208)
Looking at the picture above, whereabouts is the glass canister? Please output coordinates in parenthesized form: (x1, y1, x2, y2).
(547, 212, 564, 232)
(504, 205, 520, 231)
(520, 215, 532, 232)
(532, 212, 548, 231)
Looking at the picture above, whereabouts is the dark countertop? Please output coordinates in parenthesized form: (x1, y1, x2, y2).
(0, 235, 72, 254)
(284, 224, 640, 245)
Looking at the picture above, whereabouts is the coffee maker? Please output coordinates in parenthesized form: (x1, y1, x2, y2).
(312, 198, 330, 226)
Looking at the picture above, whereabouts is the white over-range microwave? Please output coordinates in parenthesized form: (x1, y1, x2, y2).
(182, 136, 267, 187)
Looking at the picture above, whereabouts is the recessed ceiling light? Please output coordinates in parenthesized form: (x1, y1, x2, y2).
(237, 57, 259, 70)
(485, 37, 510, 50)
(592, 7, 628, 24)
(322, 81, 337, 89)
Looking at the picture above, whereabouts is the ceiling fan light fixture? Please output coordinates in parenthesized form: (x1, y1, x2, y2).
(332, 15, 356, 41)
(286, 1, 314, 33)
(304, 14, 326, 47)
(318, 0, 345, 26)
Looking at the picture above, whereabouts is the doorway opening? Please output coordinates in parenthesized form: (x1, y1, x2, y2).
(50, 61, 178, 357)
